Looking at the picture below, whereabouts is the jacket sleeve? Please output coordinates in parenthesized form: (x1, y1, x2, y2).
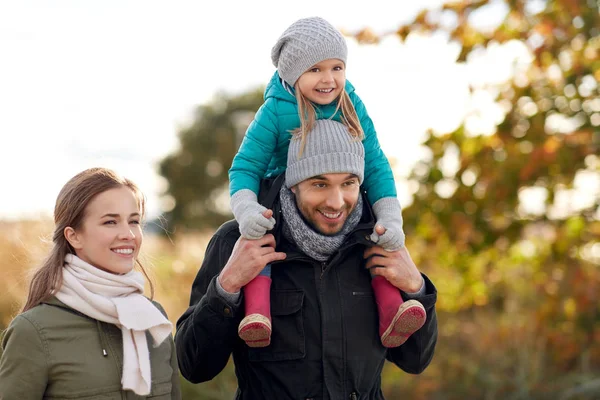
(351, 92, 397, 205)
(174, 231, 242, 384)
(0, 314, 49, 399)
(229, 97, 280, 197)
(386, 273, 438, 374)
(148, 301, 182, 399)
(169, 336, 182, 399)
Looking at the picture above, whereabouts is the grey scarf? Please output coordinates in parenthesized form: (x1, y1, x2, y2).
(279, 186, 363, 261)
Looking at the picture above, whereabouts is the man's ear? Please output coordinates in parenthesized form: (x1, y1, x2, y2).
(64, 227, 83, 250)
(290, 185, 297, 194)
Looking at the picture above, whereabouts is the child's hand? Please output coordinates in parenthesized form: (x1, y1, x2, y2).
(231, 190, 276, 240)
(370, 223, 404, 251)
(237, 202, 276, 239)
(370, 197, 405, 251)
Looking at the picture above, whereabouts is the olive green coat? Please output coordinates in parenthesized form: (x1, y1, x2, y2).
(0, 297, 181, 399)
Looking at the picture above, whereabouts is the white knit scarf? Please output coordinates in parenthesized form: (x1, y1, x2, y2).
(54, 254, 172, 396)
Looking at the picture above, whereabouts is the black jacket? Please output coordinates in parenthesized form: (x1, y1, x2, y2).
(175, 176, 438, 400)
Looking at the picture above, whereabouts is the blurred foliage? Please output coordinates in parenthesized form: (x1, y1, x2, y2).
(2, 0, 600, 399)
(158, 88, 264, 233)
(369, 0, 600, 398)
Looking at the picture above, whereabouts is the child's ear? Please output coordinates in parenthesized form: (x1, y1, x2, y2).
(64, 227, 83, 250)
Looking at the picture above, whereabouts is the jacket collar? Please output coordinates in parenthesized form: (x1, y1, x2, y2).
(44, 296, 70, 310)
(43, 296, 90, 319)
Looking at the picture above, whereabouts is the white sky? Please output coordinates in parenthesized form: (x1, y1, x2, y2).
(0, 0, 518, 220)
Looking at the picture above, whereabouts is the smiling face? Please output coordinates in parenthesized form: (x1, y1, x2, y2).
(295, 58, 346, 105)
(64, 186, 143, 275)
(291, 173, 360, 236)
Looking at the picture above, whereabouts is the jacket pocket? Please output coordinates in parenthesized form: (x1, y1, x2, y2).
(248, 290, 305, 362)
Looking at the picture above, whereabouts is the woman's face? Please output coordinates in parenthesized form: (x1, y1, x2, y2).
(65, 186, 142, 274)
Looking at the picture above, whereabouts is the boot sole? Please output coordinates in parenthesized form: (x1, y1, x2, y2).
(238, 314, 272, 347)
(381, 300, 426, 348)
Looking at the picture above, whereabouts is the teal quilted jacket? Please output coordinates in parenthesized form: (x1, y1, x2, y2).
(228, 71, 396, 205)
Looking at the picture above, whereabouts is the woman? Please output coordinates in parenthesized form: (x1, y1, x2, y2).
(0, 167, 181, 399)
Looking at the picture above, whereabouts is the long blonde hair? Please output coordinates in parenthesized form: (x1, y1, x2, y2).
(22, 167, 153, 312)
(294, 85, 364, 155)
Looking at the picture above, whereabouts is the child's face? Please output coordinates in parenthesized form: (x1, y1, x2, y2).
(296, 58, 346, 105)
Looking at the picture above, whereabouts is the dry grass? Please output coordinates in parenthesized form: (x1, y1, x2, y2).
(1, 219, 598, 399)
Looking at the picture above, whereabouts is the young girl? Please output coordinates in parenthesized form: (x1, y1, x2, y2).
(229, 17, 426, 348)
(0, 168, 181, 399)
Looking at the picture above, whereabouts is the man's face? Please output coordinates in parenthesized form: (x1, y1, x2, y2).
(291, 173, 360, 236)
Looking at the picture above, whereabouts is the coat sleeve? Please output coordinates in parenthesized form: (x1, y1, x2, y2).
(174, 230, 242, 384)
(351, 92, 398, 205)
(229, 97, 280, 197)
(147, 301, 182, 399)
(0, 314, 49, 399)
(169, 335, 182, 399)
(385, 273, 438, 374)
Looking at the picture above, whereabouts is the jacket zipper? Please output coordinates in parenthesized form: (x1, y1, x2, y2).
(320, 261, 327, 279)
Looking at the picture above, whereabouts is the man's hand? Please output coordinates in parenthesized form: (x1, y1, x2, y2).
(364, 226, 423, 293)
(219, 210, 286, 293)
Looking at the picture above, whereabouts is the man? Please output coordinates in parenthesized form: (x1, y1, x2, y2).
(175, 120, 438, 399)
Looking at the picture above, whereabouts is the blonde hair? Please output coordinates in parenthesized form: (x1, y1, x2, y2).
(22, 167, 153, 313)
(293, 85, 364, 155)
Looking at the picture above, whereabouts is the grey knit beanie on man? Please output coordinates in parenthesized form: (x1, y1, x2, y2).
(285, 119, 364, 188)
(271, 17, 348, 87)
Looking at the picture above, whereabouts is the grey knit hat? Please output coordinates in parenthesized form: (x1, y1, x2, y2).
(271, 17, 348, 87)
(286, 120, 364, 188)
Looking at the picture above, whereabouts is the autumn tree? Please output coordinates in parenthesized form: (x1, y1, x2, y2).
(353, 0, 599, 397)
(158, 88, 264, 232)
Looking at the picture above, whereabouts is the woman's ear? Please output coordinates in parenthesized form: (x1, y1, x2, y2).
(64, 227, 83, 250)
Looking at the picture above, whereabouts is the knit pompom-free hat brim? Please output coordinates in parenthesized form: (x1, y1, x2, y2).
(271, 17, 348, 86)
(285, 120, 364, 188)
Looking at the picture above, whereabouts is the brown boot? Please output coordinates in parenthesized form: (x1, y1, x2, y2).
(371, 275, 426, 348)
(238, 275, 272, 347)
